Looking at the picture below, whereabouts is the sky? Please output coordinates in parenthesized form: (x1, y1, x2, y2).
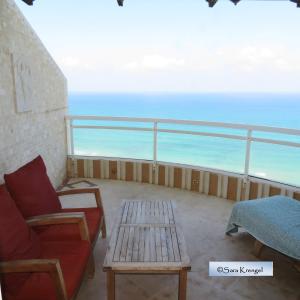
(16, 0, 300, 93)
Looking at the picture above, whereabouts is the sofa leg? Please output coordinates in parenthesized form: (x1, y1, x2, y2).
(101, 217, 107, 239)
(294, 261, 300, 272)
(253, 239, 264, 257)
(88, 254, 95, 279)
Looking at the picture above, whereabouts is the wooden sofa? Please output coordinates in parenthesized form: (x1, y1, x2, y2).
(0, 155, 107, 299)
(0, 186, 92, 300)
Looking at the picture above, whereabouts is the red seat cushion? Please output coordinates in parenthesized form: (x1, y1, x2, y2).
(37, 208, 102, 244)
(4, 156, 61, 218)
(5, 240, 91, 300)
(0, 186, 41, 296)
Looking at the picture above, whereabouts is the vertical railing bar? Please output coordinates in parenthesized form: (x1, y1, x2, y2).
(244, 129, 252, 181)
(66, 118, 71, 155)
(153, 121, 158, 171)
(70, 119, 75, 157)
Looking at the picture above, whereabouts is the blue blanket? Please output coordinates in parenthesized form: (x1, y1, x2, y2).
(226, 195, 300, 260)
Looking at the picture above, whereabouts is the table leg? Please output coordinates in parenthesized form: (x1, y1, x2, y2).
(107, 271, 115, 300)
(253, 239, 264, 257)
(178, 270, 187, 300)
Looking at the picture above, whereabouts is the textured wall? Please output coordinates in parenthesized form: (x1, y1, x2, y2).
(0, 0, 68, 187)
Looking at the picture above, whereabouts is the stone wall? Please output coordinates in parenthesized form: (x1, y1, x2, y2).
(0, 0, 68, 187)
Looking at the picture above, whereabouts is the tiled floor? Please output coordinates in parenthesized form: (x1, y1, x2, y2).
(59, 179, 300, 300)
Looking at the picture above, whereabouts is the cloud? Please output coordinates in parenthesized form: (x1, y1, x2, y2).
(58, 56, 80, 67)
(124, 55, 185, 71)
(216, 45, 300, 72)
(57, 56, 96, 71)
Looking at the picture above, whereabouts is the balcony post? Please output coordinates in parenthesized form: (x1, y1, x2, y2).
(70, 119, 75, 156)
(242, 129, 252, 199)
(153, 121, 158, 171)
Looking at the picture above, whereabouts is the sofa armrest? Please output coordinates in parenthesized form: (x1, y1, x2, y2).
(57, 187, 103, 209)
(0, 259, 67, 300)
(26, 212, 90, 242)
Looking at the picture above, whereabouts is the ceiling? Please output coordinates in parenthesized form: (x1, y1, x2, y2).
(21, 0, 300, 7)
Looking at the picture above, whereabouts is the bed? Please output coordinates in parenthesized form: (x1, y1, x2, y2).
(226, 195, 300, 261)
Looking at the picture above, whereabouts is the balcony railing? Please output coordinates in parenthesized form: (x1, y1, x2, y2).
(66, 115, 300, 187)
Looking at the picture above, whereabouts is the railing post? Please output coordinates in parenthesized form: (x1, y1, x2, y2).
(66, 118, 71, 155)
(242, 129, 252, 199)
(70, 119, 75, 156)
(66, 117, 75, 178)
(153, 121, 158, 171)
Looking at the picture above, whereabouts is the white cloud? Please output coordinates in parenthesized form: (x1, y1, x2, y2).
(124, 55, 185, 71)
(53, 45, 300, 92)
(58, 56, 80, 68)
(57, 56, 97, 71)
(216, 45, 300, 72)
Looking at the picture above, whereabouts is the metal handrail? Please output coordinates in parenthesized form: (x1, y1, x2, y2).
(66, 115, 300, 184)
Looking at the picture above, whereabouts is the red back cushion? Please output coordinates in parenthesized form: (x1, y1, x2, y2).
(0, 186, 41, 295)
(4, 156, 61, 218)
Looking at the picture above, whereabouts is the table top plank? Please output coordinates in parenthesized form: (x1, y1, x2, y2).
(113, 226, 124, 262)
(120, 226, 130, 262)
(165, 226, 175, 262)
(149, 227, 156, 262)
(155, 227, 162, 262)
(171, 226, 181, 262)
(126, 226, 135, 262)
(138, 227, 145, 262)
(132, 226, 140, 262)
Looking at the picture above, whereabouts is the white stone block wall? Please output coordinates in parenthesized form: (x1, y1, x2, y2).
(0, 0, 68, 187)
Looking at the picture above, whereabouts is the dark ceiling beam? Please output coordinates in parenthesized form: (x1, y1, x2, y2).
(291, 0, 300, 7)
(22, 0, 34, 5)
(20, 0, 300, 8)
(206, 0, 218, 7)
(206, 0, 299, 8)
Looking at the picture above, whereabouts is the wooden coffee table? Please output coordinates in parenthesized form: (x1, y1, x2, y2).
(103, 199, 191, 300)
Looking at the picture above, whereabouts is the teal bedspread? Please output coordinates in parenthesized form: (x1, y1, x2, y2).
(226, 195, 300, 260)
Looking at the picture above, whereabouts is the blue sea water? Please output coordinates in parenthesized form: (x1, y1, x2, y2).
(68, 93, 300, 187)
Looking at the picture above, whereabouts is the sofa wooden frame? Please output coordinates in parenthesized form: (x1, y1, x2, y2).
(56, 187, 107, 243)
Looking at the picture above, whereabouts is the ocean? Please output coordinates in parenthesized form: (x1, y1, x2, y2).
(68, 93, 300, 187)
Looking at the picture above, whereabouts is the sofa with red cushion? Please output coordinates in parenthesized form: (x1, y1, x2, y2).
(4, 156, 106, 246)
(0, 186, 93, 300)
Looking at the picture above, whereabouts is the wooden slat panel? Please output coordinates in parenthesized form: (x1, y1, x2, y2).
(165, 227, 174, 262)
(77, 159, 84, 177)
(249, 182, 258, 200)
(155, 227, 162, 262)
(67, 158, 73, 178)
(158, 165, 165, 186)
(191, 170, 200, 192)
(209, 173, 218, 196)
(126, 227, 135, 262)
(138, 227, 145, 262)
(132, 227, 140, 262)
(109, 161, 117, 180)
(173, 167, 182, 188)
(120, 227, 130, 262)
(269, 186, 281, 197)
(113, 227, 124, 262)
(160, 227, 168, 262)
(126, 162, 133, 181)
(93, 160, 101, 179)
(227, 177, 238, 201)
(294, 192, 300, 201)
(142, 163, 150, 183)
